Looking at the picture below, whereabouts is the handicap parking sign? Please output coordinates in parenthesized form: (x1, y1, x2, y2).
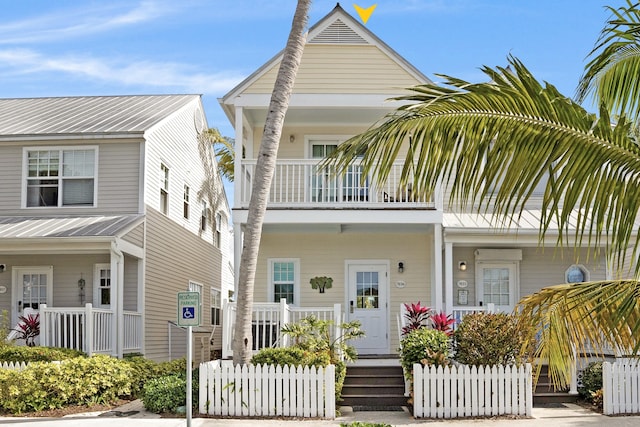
(177, 292, 200, 327)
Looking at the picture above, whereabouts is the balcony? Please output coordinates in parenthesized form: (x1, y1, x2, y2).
(238, 160, 440, 209)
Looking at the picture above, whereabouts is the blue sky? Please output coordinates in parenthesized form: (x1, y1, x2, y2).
(0, 0, 617, 138)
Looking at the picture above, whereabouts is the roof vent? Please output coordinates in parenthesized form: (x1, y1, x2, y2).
(309, 19, 368, 44)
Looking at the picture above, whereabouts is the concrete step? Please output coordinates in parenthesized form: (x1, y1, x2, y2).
(340, 394, 408, 407)
(341, 363, 407, 408)
(342, 384, 406, 395)
(344, 374, 405, 386)
(534, 392, 579, 405)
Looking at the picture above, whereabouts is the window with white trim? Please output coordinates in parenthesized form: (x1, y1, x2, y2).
(25, 147, 97, 207)
(183, 185, 190, 219)
(211, 288, 221, 326)
(214, 212, 222, 248)
(201, 201, 210, 231)
(94, 264, 111, 308)
(160, 163, 169, 214)
(268, 259, 299, 305)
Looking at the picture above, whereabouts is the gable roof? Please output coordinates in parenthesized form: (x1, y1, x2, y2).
(221, 3, 430, 104)
(0, 94, 200, 138)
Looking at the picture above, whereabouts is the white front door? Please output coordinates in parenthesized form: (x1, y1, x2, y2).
(347, 261, 389, 354)
(12, 266, 53, 325)
(476, 263, 518, 312)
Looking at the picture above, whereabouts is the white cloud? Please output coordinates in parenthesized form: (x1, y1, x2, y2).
(0, 48, 244, 94)
(0, 1, 175, 44)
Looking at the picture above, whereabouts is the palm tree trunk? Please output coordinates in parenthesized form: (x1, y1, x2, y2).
(232, 0, 311, 364)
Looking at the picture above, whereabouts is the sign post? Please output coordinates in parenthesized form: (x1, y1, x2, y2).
(178, 292, 201, 427)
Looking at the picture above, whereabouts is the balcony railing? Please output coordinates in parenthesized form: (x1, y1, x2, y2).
(239, 160, 438, 208)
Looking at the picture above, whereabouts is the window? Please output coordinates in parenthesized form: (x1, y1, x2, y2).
(94, 264, 111, 308)
(214, 212, 222, 248)
(269, 259, 299, 305)
(160, 163, 169, 214)
(211, 288, 221, 326)
(201, 201, 210, 231)
(188, 281, 202, 294)
(25, 147, 96, 207)
(183, 185, 190, 219)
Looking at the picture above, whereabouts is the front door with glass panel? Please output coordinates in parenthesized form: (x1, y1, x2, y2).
(347, 262, 388, 354)
(12, 266, 53, 325)
(476, 263, 517, 312)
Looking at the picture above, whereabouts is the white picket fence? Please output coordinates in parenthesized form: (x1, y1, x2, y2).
(603, 359, 640, 415)
(199, 360, 335, 419)
(413, 363, 532, 418)
(0, 361, 29, 371)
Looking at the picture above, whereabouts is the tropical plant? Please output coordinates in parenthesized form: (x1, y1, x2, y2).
(401, 301, 431, 336)
(577, 0, 640, 122)
(280, 315, 364, 363)
(233, 0, 311, 364)
(326, 1, 640, 388)
(399, 328, 450, 380)
(198, 127, 235, 181)
(431, 311, 455, 337)
(14, 314, 39, 347)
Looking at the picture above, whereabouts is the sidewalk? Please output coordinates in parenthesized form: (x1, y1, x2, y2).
(2, 402, 640, 427)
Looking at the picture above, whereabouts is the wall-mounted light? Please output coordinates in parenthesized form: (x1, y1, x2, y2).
(289, 134, 295, 143)
(0, 264, 5, 273)
(398, 262, 405, 273)
(78, 274, 86, 304)
(458, 261, 467, 271)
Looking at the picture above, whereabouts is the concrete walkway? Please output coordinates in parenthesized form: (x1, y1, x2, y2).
(2, 401, 640, 427)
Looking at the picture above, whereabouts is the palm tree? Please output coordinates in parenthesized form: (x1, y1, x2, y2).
(232, 0, 311, 364)
(199, 127, 235, 182)
(327, 3, 640, 388)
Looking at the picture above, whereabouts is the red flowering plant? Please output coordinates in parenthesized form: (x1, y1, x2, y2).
(401, 301, 432, 336)
(14, 313, 40, 347)
(431, 311, 455, 337)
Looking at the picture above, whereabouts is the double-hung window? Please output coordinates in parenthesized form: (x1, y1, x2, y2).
(214, 212, 222, 248)
(211, 288, 221, 326)
(268, 259, 299, 305)
(25, 147, 97, 207)
(160, 163, 169, 214)
(183, 185, 190, 219)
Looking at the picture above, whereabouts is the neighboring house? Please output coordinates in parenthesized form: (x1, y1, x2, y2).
(0, 94, 232, 362)
(219, 5, 610, 357)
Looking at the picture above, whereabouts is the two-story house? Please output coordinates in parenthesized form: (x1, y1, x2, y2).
(220, 5, 609, 357)
(0, 94, 232, 361)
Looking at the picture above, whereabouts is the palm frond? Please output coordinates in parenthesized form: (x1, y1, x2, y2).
(326, 56, 640, 270)
(577, 0, 640, 121)
(517, 280, 640, 389)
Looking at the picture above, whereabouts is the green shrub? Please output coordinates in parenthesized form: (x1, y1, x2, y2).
(579, 361, 603, 400)
(453, 312, 534, 366)
(0, 345, 85, 362)
(123, 356, 187, 398)
(251, 347, 330, 367)
(141, 369, 199, 414)
(0, 355, 132, 414)
(399, 328, 450, 379)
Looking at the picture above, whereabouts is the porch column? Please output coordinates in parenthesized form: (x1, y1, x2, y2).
(233, 222, 242, 290)
(444, 242, 453, 315)
(111, 242, 124, 358)
(433, 224, 443, 312)
(233, 105, 244, 210)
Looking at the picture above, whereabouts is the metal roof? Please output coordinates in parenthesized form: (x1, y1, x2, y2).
(443, 210, 566, 232)
(0, 215, 143, 239)
(0, 94, 199, 137)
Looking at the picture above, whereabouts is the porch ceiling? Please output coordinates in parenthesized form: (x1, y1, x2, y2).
(243, 106, 392, 127)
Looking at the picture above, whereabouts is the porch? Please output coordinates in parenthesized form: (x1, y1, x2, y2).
(238, 160, 440, 209)
(39, 303, 142, 356)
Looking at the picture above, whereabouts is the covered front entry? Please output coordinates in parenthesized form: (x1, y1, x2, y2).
(11, 266, 53, 326)
(346, 260, 389, 354)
